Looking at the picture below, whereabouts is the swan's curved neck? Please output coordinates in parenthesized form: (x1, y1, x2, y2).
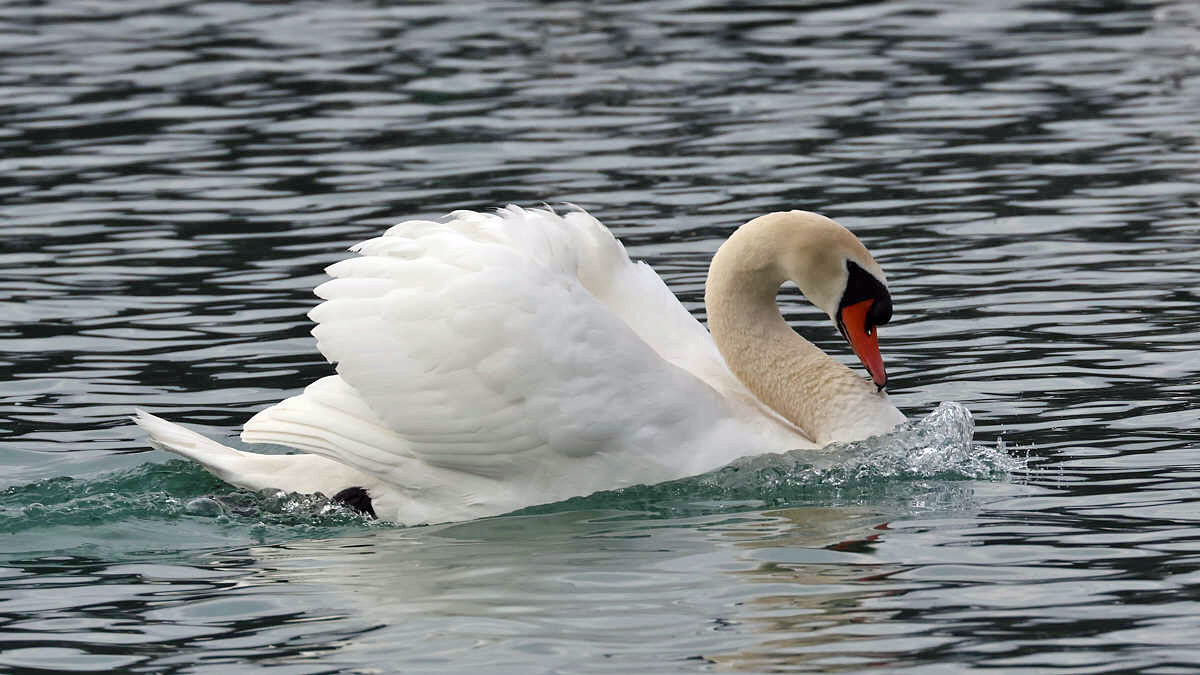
(704, 214, 887, 445)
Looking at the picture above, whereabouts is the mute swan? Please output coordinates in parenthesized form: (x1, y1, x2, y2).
(134, 206, 905, 524)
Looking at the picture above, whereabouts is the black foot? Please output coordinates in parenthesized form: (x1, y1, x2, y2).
(332, 486, 377, 519)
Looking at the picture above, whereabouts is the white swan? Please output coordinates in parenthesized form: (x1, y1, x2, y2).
(134, 206, 906, 524)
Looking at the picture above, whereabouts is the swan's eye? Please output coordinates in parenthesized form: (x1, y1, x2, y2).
(840, 260, 892, 328)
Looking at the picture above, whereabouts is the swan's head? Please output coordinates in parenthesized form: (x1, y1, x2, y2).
(718, 210, 895, 390)
(775, 211, 893, 390)
(831, 259, 893, 390)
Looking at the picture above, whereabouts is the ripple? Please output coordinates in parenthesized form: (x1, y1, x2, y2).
(2, 0, 1200, 671)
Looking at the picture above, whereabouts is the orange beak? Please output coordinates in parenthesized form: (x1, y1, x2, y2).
(837, 298, 888, 390)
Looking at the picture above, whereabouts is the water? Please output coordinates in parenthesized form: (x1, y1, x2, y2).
(2, 0, 1199, 671)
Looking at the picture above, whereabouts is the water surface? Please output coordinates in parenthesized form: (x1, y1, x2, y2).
(3, 0, 1200, 672)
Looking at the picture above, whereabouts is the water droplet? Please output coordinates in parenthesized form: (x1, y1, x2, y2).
(184, 497, 225, 517)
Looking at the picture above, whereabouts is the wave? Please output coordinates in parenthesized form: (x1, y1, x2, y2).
(1, 402, 1021, 542)
(0, 460, 375, 540)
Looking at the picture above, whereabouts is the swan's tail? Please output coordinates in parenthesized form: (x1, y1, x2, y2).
(132, 410, 247, 479)
(131, 409, 372, 497)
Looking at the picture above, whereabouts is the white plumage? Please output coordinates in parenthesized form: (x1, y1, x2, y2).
(135, 206, 905, 524)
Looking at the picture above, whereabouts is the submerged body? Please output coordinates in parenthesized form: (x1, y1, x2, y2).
(135, 206, 905, 524)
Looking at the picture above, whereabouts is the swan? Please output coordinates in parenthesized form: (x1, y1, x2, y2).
(134, 206, 906, 524)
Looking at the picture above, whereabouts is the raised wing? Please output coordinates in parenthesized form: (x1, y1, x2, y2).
(244, 207, 775, 484)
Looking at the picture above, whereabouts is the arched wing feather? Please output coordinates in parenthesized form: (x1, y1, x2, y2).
(252, 207, 773, 482)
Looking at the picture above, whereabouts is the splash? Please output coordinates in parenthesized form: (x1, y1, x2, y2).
(712, 401, 1019, 493)
(516, 402, 1023, 518)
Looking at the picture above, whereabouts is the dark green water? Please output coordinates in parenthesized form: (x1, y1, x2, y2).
(3, 0, 1199, 671)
